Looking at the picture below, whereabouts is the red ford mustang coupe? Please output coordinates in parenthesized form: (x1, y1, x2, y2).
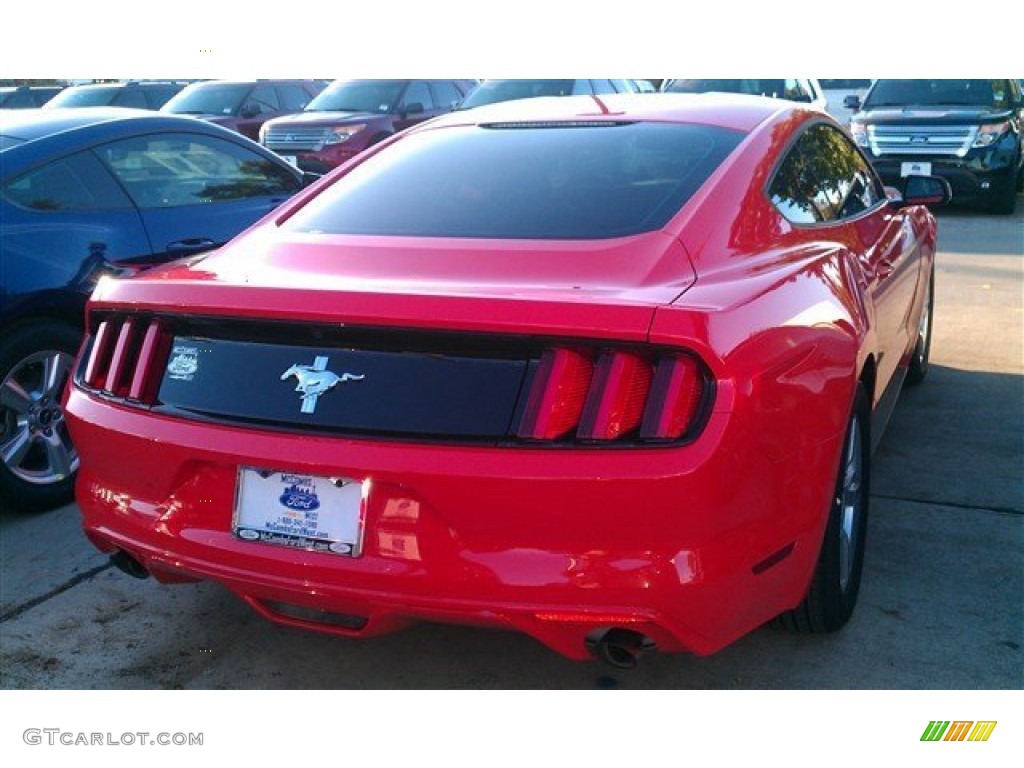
(65, 94, 947, 665)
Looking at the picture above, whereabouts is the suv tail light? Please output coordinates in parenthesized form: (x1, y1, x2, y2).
(518, 346, 710, 444)
(80, 316, 169, 404)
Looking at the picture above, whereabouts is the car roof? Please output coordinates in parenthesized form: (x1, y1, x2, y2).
(430, 92, 789, 134)
(183, 79, 316, 87)
(0, 107, 157, 142)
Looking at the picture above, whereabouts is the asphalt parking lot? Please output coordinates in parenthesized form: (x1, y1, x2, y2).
(1, 198, 1021, 690)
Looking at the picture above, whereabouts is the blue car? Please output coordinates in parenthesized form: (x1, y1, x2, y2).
(1, 108, 307, 511)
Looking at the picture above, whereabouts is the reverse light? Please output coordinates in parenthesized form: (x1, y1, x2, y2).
(325, 124, 367, 145)
(972, 121, 1010, 148)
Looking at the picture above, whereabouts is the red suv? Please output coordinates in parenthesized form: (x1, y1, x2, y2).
(260, 79, 476, 172)
(162, 80, 328, 142)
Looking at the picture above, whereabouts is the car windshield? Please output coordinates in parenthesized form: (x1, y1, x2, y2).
(864, 80, 1012, 108)
(44, 87, 119, 108)
(459, 80, 577, 109)
(163, 84, 251, 115)
(284, 121, 744, 240)
(666, 79, 790, 97)
(305, 81, 406, 113)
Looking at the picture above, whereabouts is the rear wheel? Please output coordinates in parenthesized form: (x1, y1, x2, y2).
(777, 384, 870, 633)
(0, 322, 82, 513)
(905, 266, 934, 386)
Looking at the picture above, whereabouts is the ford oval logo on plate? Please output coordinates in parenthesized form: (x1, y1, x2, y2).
(280, 487, 320, 511)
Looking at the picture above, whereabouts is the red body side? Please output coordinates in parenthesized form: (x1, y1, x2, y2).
(65, 95, 937, 660)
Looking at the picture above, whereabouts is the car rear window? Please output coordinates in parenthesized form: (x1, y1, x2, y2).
(284, 122, 744, 240)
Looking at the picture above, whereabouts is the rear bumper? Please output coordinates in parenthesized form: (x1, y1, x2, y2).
(66, 386, 841, 660)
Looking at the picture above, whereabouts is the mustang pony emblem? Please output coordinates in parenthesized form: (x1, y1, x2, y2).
(281, 356, 364, 414)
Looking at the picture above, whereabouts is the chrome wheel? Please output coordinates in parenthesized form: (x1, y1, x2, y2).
(837, 413, 863, 593)
(0, 349, 78, 485)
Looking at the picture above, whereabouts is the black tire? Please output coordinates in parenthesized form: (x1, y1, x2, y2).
(904, 265, 934, 387)
(777, 384, 870, 633)
(0, 322, 83, 513)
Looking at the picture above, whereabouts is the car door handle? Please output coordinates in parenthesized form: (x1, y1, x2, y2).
(166, 238, 218, 255)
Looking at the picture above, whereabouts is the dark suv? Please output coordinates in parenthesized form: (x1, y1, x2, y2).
(260, 79, 477, 172)
(161, 80, 328, 141)
(44, 81, 190, 111)
(846, 79, 1024, 213)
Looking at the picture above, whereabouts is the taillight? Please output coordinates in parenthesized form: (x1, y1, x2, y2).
(518, 345, 708, 444)
(578, 351, 653, 440)
(639, 355, 703, 440)
(518, 348, 594, 440)
(80, 316, 168, 405)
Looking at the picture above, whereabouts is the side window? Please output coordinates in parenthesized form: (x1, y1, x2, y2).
(769, 123, 883, 225)
(429, 81, 463, 110)
(571, 80, 595, 96)
(247, 85, 280, 114)
(784, 79, 812, 103)
(95, 132, 301, 209)
(114, 89, 147, 108)
(400, 82, 433, 111)
(590, 80, 617, 95)
(277, 84, 310, 111)
(2, 152, 133, 212)
(610, 79, 638, 93)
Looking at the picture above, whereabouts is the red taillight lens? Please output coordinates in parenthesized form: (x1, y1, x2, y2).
(83, 320, 116, 388)
(82, 316, 166, 404)
(578, 351, 653, 440)
(517, 345, 708, 444)
(639, 355, 704, 440)
(517, 348, 593, 440)
(103, 320, 140, 396)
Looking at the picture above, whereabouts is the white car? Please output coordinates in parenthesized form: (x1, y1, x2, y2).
(661, 79, 827, 111)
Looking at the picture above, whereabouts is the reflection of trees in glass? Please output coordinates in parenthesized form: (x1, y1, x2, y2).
(194, 160, 299, 202)
(769, 125, 863, 224)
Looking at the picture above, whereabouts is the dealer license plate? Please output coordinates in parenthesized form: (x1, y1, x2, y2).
(900, 161, 932, 178)
(233, 468, 364, 556)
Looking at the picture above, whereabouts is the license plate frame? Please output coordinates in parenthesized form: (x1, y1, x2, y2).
(233, 467, 364, 557)
(900, 161, 932, 178)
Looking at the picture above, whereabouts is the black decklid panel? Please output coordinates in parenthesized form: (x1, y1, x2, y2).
(157, 337, 528, 438)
